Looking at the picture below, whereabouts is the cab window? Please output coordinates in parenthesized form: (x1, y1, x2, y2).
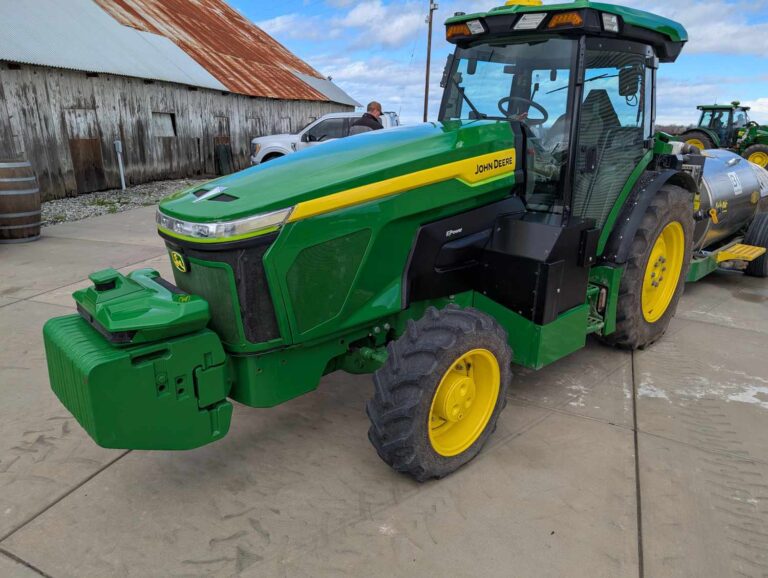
(572, 43, 648, 227)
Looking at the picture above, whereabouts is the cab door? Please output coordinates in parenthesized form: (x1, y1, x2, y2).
(571, 39, 650, 228)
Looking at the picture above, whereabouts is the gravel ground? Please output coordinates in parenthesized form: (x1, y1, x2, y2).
(41, 178, 210, 226)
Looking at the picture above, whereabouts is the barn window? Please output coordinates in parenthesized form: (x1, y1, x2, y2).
(152, 112, 177, 137)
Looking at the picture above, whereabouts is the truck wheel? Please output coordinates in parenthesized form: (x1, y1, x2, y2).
(744, 144, 768, 168)
(745, 212, 768, 277)
(367, 305, 511, 482)
(601, 184, 693, 350)
(682, 130, 715, 151)
(261, 153, 284, 163)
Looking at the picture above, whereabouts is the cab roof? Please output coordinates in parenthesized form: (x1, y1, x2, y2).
(446, 1, 688, 62)
(697, 103, 751, 112)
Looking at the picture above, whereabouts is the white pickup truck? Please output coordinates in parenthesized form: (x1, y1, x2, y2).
(249, 111, 400, 165)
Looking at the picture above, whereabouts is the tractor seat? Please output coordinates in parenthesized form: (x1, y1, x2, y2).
(579, 89, 621, 145)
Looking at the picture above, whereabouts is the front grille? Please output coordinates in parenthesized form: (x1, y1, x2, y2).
(167, 240, 280, 345)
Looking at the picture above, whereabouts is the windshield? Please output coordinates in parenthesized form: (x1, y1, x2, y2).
(440, 38, 577, 213)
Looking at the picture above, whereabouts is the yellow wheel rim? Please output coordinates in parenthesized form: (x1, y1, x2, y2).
(428, 349, 500, 457)
(748, 151, 768, 168)
(642, 222, 685, 323)
(686, 138, 705, 150)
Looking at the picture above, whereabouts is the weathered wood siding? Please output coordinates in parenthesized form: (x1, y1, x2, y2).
(0, 62, 351, 200)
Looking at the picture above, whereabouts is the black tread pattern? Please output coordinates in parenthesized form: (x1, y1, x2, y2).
(745, 212, 768, 277)
(600, 184, 694, 350)
(367, 304, 511, 482)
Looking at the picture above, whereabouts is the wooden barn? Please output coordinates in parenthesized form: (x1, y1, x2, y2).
(0, 0, 358, 200)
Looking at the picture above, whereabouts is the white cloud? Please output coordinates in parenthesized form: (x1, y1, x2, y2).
(741, 98, 768, 123)
(335, 0, 425, 47)
(314, 53, 444, 123)
(257, 13, 342, 41)
(618, 0, 768, 56)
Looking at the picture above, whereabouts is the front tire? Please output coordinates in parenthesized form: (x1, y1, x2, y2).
(601, 184, 694, 350)
(367, 305, 511, 482)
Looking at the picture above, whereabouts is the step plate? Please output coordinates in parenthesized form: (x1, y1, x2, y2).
(716, 243, 767, 263)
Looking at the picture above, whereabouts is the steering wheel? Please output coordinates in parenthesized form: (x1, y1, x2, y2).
(497, 96, 548, 126)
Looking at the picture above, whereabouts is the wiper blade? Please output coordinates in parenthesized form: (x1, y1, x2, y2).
(546, 72, 618, 94)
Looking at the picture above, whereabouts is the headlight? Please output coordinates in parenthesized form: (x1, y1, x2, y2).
(251, 143, 261, 156)
(156, 207, 293, 242)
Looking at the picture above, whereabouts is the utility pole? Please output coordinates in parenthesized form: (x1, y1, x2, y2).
(423, 1, 438, 122)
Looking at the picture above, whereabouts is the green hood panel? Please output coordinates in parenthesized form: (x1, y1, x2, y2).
(159, 121, 516, 223)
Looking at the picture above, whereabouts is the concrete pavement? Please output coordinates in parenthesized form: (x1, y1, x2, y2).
(0, 207, 766, 577)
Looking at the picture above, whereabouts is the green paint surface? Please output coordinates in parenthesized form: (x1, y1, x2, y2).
(589, 265, 624, 336)
(159, 121, 514, 223)
(44, 315, 232, 450)
(74, 268, 210, 345)
(686, 254, 719, 282)
(472, 293, 588, 370)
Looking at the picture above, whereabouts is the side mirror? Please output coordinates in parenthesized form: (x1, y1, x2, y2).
(619, 67, 640, 97)
(550, 69, 557, 82)
(300, 133, 310, 143)
(467, 59, 478, 75)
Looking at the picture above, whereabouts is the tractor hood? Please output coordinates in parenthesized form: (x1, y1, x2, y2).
(158, 121, 516, 229)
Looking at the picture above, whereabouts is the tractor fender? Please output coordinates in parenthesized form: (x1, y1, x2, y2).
(602, 169, 697, 264)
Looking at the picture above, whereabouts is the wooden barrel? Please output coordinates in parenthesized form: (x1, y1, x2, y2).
(0, 160, 41, 243)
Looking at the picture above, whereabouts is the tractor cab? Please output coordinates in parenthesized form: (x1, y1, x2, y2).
(681, 102, 768, 168)
(442, 0, 687, 227)
(692, 102, 751, 149)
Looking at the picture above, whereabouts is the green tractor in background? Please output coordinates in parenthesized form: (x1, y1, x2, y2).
(43, 0, 768, 482)
(680, 102, 768, 168)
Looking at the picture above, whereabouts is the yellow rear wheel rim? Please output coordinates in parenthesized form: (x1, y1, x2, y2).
(642, 222, 685, 323)
(428, 349, 500, 457)
(686, 138, 705, 150)
(748, 151, 768, 168)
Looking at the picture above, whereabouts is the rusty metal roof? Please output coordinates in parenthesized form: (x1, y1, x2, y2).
(0, 0, 227, 91)
(93, 0, 350, 103)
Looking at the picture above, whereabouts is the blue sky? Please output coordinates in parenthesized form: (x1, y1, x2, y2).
(231, 0, 768, 126)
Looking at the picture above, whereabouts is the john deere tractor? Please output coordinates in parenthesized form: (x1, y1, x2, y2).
(681, 102, 768, 168)
(44, 0, 768, 481)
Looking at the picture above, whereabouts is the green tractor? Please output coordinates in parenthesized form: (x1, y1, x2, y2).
(44, 0, 768, 481)
(680, 102, 768, 168)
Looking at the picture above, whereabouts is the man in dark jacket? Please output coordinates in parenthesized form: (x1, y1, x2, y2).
(349, 101, 384, 135)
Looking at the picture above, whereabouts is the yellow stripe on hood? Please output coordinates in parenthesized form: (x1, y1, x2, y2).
(288, 148, 516, 222)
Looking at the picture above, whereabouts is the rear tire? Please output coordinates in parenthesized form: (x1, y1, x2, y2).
(744, 144, 768, 169)
(745, 212, 768, 277)
(600, 184, 694, 350)
(367, 305, 511, 482)
(681, 130, 715, 151)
